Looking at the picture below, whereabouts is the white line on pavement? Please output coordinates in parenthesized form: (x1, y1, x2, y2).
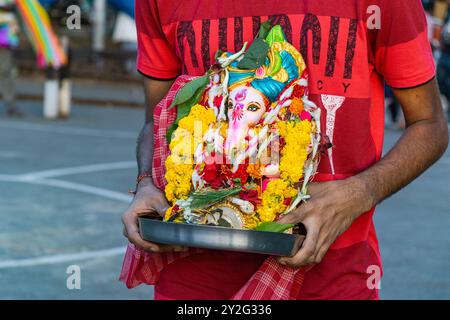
(0, 175, 131, 269)
(0, 247, 125, 269)
(29, 179, 133, 203)
(0, 176, 132, 203)
(17, 161, 136, 181)
(0, 120, 137, 139)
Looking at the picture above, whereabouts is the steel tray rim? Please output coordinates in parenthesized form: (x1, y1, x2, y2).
(138, 217, 305, 257)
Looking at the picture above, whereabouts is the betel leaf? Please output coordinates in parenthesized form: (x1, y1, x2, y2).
(257, 20, 272, 40)
(255, 222, 295, 233)
(237, 38, 270, 70)
(169, 75, 209, 109)
(166, 82, 207, 143)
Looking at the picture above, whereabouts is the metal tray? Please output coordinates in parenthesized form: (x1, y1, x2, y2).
(139, 217, 306, 257)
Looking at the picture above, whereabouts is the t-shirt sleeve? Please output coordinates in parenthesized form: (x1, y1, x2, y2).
(135, 0, 181, 79)
(374, 0, 435, 89)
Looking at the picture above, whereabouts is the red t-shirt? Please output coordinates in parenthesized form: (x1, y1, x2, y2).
(135, 0, 435, 299)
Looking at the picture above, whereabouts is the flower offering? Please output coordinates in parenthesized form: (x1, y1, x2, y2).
(163, 23, 322, 232)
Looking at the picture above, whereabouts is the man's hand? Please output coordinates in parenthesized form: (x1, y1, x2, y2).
(122, 76, 181, 253)
(122, 178, 187, 253)
(277, 177, 374, 268)
(277, 79, 448, 269)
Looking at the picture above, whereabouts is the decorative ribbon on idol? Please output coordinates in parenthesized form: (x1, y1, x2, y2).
(15, 0, 67, 68)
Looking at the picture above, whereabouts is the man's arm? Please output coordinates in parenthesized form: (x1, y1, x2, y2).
(278, 79, 449, 267)
(359, 79, 448, 205)
(136, 77, 175, 179)
(122, 76, 187, 253)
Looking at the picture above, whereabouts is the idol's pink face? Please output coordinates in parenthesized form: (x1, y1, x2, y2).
(225, 86, 267, 154)
(227, 86, 266, 129)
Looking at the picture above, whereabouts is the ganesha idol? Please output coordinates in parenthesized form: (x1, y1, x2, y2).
(164, 24, 323, 231)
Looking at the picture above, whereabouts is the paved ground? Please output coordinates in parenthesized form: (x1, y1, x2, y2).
(0, 100, 449, 300)
(0, 101, 149, 299)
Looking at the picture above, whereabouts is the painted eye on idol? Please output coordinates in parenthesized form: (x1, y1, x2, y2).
(247, 104, 260, 112)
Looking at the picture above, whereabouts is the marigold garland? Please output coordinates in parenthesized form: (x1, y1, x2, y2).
(165, 104, 216, 203)
(277, 120, 312, 183)
(257, 179, 298, 222)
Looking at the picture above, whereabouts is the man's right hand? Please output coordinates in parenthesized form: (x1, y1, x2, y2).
(121, 178, 188, 253)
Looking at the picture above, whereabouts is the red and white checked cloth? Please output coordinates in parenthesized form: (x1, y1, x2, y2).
(119, 75, 308, 300)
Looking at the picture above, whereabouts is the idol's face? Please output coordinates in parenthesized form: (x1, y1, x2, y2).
(227, 86, 267, 129)
(224, 85, 268, 155)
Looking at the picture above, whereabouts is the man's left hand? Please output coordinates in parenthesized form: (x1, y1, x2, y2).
(277, 177, 375, 268)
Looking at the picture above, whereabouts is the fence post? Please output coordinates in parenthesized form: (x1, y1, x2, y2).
(59, 36, 72, 118)
(93, 0, 106, 52)
(43, 67, 60, 119)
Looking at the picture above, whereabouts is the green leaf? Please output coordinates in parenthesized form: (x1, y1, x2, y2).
(265, 25, 287, 46)
(166, 84, 207, 143)
(237, 38, 269, 70)
(255, 221, 295, 233)
(166, 122, 178, 144)
(214, 49, 225, 60)
(169, 75, 209, 109)
(190, 188, 241, 209)
(257, 20, 272, 39)
(218, 218, 232, 228)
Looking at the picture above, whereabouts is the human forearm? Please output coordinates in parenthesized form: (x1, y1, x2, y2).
(136, 122, 154, 185)
(135, 77, 175, 190)
(278, 79, 449, 267)
(356, 79, 449, 207)
(355, 117, 448, 208)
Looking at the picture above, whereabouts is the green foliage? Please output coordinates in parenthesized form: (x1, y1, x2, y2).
(169, 75, 209, 109)
(190, 188, 241, 209)
(265, 25, 287, 46)
(166, 75, 209, 143)
(257, 20, 272, 39)
(255, 221, 295, 233)
(237, 38, 270, 70)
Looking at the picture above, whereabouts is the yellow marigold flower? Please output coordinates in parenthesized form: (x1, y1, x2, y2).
(219, 122, 228, 137)
(164, 156, 193, 203)
(244, 215, 260, 230)
(277, 120, 312, 184)
(257, 179, 297, 222)
(165, 105, 217, 204)
(179, 104, 216, 134)
(164, 207, 173, 221)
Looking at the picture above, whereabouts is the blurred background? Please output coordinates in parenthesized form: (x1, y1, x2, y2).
(0, 0, 449, 300)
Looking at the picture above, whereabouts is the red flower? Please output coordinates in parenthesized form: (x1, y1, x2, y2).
(292, 84, 305, 98)
(232, 164, 249, 184)
(220, 165, 232, 180)
(240, 189, 260, 205)
(213, 95, 223, 108)
(202, 163, 223, 189)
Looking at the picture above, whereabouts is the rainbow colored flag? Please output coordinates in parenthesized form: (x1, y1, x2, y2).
(15, 0, 67, 68)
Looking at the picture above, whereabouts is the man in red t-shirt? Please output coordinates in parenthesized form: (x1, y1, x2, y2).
(122, 0, 449, 299)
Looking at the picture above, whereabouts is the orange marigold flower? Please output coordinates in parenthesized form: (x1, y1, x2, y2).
(289, 97, 304, 116)
(247, 163, 262, 179)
